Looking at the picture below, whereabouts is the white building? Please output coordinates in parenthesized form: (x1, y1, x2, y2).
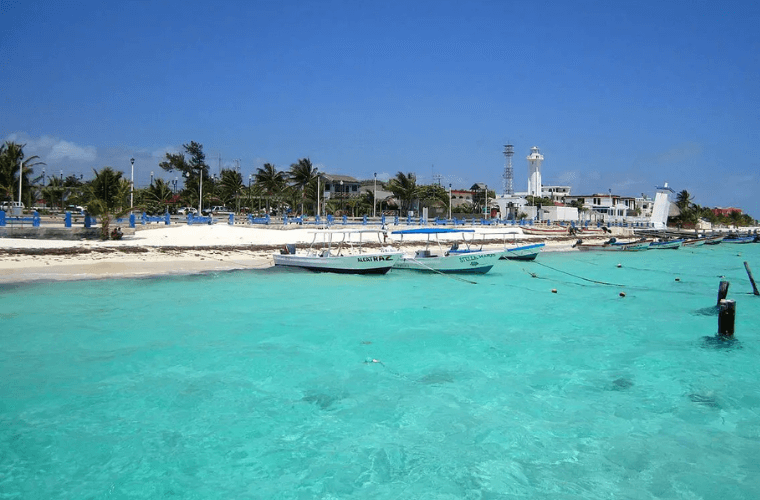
(526, 146, 543, 197)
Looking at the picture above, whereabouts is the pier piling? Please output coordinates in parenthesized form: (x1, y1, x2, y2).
(744, 262, 759, 296)
(718, 299, 736, 337)
(717, 280, 730, 305)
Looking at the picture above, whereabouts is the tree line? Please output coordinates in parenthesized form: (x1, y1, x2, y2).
(0, 140, 456, 225)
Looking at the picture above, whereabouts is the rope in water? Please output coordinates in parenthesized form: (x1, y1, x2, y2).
(531, 261, 626, 287)
(408, 258, 478, 285)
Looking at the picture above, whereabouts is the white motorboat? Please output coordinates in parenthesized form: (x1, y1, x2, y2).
(273, 230, 402, 274)
(447, 230, 545, 261)
(390, 228, 500, 274)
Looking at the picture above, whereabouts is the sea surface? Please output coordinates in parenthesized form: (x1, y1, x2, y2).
(2, 243, 759, 499)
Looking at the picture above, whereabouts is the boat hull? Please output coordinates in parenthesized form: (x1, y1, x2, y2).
(521, 227, 569, 236)
(393, 250, 500, 274)
(273, 252, 402, 274)
(499, 243, 545, 261)
(722, 237, 755, 244)
(575, 242, 648, 251)
(648, 240, 683, 250)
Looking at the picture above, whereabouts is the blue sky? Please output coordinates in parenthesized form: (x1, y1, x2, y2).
(2, 0, 759, 215)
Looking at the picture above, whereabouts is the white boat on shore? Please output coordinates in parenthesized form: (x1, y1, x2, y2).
(273, 230, 402, 274)
(391, 228, 500, 274)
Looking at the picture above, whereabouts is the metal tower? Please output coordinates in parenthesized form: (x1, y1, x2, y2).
(502, 144, 514, 196)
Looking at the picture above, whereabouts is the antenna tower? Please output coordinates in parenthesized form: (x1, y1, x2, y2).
(503, 144, 514, 195)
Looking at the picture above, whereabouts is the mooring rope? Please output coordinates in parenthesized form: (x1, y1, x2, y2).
(408, 258, 478, 284)
(531, 261, 626, 287)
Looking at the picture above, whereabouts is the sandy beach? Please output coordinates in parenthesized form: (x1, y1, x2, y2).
(0, 223, 614, 284)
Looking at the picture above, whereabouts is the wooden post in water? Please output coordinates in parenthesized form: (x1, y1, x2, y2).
(718, 299, 736, 337)
(717, 280, 730, 305)
(744, 262, 759, 296)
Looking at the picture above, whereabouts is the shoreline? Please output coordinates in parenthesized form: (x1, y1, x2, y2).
(0, 224, 616, 285)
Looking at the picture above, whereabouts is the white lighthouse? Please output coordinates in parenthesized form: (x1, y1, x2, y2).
(526, 146, 543, 197)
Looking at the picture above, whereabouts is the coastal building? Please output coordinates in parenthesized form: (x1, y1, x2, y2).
(713, 207, 742, 216)
(320, 174, 361, 200)
(541, 185, 571, 202)
(636, 194, 655, 218)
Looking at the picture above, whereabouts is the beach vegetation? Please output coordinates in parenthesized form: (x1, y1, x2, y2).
(158, 141, 209, 179)
(217, 168, 245, 210)
(387, 172, 418, 214)
(143, 179, 174, 214)
(525, 195, 555, 207)
(0, 141, 45, 209)
(84, 167, 136, 240)
(288, 158, 319, 215)
(254, 163, 287, 214)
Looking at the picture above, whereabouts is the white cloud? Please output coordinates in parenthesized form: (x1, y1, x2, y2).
(4, 133, 97, 163)
(48, 140, 97, 161)
(653, 142, 703, 164)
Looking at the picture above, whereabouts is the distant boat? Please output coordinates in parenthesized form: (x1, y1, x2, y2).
(683, 236, 723, 247)
(273, 230, 402, 274)
(722, 236, 755, 244)
(391, 228, 500, 274)
(703, 236, 724, 245)
(500, 243, 545, 261)
(572, 238, 649, 252)
(521, 226, 569, 236)
(577, 226, 607, 234)
(649, 239, 683, 250)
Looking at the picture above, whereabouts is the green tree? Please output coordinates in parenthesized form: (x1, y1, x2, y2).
(675, 190, 694, 211)
(0, 141, 45, 206)
(254, 163, 286, 214)
(217, 169, 244, 209)
(159, 141, 209, 210)
(288, 158, 319, 215)
(387, 172, 418, 214)
(143, 179, 174, 214)
(85, 167, 134, 240)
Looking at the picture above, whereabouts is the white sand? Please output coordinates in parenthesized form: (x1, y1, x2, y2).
(0, 223, 613, 283)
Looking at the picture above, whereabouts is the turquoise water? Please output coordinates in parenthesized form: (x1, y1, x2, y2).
(2, 244, 760, 499)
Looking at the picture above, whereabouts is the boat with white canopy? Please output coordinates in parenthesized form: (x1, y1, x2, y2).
(273, 229, 402, 274)
(390, 228, 500, 274)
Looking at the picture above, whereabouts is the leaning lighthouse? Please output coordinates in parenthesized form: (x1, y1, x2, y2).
(526, 146, 543, 197)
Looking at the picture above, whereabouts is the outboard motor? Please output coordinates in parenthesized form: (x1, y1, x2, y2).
(572, 238, 583, 248)
(607, 237, 617, 245)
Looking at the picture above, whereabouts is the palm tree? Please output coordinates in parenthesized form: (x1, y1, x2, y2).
(255, 163, 286, 214)
(85, 167, 133, 240)
(288, 158, 318, 215)
(0, 141, 46, 205)
(218, 169, 244, 209)
(144, 179, 174, 214)
(387, 172, 418, 214)
(675, 190, 694, 211)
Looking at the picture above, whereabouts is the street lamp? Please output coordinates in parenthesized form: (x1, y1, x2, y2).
(198, 167, 203, 215)
(150, 171, 154, 185)
(340, 180, 344, 216)
(448, 184, 452, 220)
(17, 159, 28, 209)
(485, 184, 488, 219)
(373, 172, 377, 218)
(130, 157, 135, 213)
